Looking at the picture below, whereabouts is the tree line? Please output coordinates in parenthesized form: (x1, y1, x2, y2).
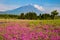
(17, 10, 59, 20)
(0, 10, 59, 20)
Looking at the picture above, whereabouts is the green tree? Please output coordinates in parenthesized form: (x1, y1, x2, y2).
(38, 14, 42, 19)
(25, 12, 37, 20)
(41, 13, 51, 19)
(51, 10, 59, 19)
(19, 13, 25, 19)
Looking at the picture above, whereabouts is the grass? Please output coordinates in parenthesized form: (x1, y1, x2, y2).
(0, 34, 4, 40)
(28, 19, 60, 26)
(0, 19, 60, 26)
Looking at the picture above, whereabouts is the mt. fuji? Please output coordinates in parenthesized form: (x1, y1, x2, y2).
(0, 4, 44, 15)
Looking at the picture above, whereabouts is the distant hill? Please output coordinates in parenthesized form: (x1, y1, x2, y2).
(0, 5, 43, 15)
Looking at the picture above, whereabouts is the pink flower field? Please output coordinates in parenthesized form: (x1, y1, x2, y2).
(0, 20, 60, 40)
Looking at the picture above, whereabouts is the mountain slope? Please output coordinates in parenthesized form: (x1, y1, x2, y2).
(0, 5, 43, 15)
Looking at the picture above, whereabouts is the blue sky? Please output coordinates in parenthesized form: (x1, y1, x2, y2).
(0, 0, 60, 13)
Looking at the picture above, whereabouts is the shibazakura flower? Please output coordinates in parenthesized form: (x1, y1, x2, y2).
(0, 22, 60, 40)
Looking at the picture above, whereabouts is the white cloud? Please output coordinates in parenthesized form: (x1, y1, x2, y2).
(0, 4, 20, 11)
(34, 4, 44, 11)
(44, 7, 60, 13)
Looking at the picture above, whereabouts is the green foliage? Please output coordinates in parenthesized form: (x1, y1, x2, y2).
(0, 10, 59, 20)
(25, 12, 37, 20)
(41, 13, 51, 19)
(38, 14, 41, 19)
(0, 36, 4, 40)
(0, 14, 18, 19)
(18, 13, 25, 19)
(51, 10, 59, 19)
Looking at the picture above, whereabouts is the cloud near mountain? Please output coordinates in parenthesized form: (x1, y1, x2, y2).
(34, 4, 44, 11)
